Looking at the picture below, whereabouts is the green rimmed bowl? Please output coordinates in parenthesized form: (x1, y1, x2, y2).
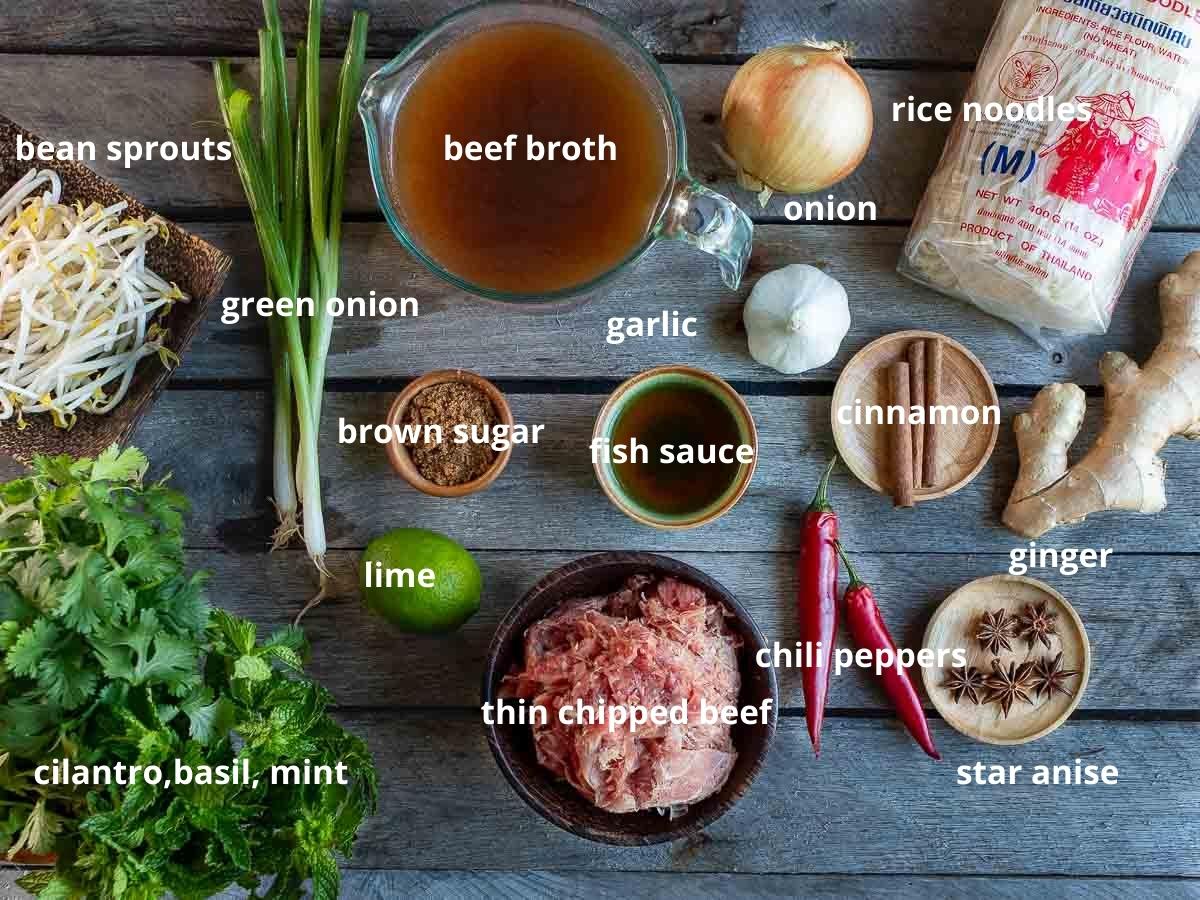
(591, 365, 757, 529)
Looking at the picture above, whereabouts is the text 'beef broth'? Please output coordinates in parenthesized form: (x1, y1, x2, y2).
(388, 22, 671, 294)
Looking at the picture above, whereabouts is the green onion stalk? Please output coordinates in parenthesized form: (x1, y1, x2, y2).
(259, 20, 298, 550)
(214, 0, 368, 618)
(308, 5, 367, 426)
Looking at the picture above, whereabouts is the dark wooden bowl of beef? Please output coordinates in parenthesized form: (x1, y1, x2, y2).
(482, 552, 779, 845)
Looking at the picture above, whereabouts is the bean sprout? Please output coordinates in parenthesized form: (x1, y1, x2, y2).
(0, 168, 187, 429)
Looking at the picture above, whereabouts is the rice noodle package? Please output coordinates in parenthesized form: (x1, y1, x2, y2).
(900, 0, 1200, 341)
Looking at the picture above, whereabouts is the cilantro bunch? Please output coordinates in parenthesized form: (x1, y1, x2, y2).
(0, 447, 377, 899)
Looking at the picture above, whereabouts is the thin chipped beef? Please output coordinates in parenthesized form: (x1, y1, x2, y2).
(501, 575, 742, 814)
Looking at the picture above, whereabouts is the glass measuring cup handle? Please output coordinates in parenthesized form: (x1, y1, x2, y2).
(663, 178, 754, 290)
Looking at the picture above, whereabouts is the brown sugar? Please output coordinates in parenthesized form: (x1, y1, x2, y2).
(403, 381, 499, 485)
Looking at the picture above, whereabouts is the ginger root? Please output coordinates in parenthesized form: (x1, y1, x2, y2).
(1004, 252, 1200, 538)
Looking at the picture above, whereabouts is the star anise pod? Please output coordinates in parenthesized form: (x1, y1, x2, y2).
(1016, 600, 1059, 650)
(1029, 652, 1079, 699)
(984, 659, 1037, 717)
(941, 665, 987, 704)
(975, 609, 1017, 655)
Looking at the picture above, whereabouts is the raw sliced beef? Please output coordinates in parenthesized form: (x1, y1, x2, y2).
(501, 575, 742, 814)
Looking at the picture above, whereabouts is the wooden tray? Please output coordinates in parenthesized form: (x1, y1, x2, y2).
(922, 574, 1090, 745)
(0, 116, 230, 463)
(831, 330, 999, 502)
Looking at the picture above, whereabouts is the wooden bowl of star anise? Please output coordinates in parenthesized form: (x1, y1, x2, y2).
(920, 574, 1090, 745)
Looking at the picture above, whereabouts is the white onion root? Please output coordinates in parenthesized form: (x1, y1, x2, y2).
(0, 168, 187, 429)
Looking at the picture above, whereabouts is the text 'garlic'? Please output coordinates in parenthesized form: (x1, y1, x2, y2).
(743, 264, 851, 375)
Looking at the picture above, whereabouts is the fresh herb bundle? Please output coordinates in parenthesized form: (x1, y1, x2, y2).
(0, 447, 377, 899)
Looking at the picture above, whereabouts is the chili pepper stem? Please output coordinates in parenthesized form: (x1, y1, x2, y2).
(808, 455, 839, 513)
(834, 540, 863, 586)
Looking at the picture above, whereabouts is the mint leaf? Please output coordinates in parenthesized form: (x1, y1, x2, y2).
(212, 609, 257, 655)
(211, 816, 251, 870)
(78, 810, 128, 845)
(110, 868, 129, 898)
(307, 848, 340, 900)
(260, 643, 303, 671)
(233, 654, 271, 682)
(260, 627, 306, 671)
(34, 877, 78, 900)
(136, 727, 176, 766)
(17, 868, 75, 897)
(14, 871, 54, 895)
(264, 624, 306, 655)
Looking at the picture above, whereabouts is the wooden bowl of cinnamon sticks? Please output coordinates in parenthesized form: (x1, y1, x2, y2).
(831, 331, 999, 506)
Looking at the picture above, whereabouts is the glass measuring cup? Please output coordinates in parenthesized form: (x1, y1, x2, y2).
(358, 0, 753, 304)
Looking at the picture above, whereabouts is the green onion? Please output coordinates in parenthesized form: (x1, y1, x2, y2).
(214, 0, 368, 615)
(259, 18, 298, 549)
(308, 6, 368, 427)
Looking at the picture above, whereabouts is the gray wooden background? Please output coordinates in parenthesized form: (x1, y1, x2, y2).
(3, 1, 1200, 897)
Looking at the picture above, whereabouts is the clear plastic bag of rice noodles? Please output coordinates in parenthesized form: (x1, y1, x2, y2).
(900, 0, 1200, 344)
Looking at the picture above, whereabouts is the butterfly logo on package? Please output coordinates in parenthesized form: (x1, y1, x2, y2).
(1001, 51, 1059, 102)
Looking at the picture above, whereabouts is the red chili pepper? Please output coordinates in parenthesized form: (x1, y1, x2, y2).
(836, 542, 941, 761)
(798, 456, 839, 756)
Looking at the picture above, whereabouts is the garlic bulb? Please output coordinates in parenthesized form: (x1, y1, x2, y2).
(721, 43, 873, 205)
(743, 265, 851, 375)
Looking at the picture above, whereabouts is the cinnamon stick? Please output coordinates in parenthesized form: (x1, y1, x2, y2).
(924, 338, 944, 488)
(888, 361, 915, 508)
(907, 341, 926, 490)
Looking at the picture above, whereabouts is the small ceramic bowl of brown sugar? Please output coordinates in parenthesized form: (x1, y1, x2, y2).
(385, 370, 514, 497)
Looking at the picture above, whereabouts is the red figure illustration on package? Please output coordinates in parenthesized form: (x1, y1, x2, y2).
(1042, 91, 1164, 232)
(1094, 116, 1164, 231)
(1043, 91, 1133, 205)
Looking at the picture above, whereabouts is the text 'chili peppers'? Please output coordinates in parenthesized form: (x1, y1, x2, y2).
(836, 542, 941, 760)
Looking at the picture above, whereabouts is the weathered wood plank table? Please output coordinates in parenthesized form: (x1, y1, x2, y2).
(3, 1, 1200, 896)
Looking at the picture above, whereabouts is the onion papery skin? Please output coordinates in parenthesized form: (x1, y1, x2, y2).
(721, 44, 874, 200)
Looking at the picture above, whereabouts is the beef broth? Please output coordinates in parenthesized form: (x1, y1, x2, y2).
(388, 22, 671, 294)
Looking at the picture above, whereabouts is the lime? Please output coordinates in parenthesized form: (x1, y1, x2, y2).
(359, 528, 482, 633)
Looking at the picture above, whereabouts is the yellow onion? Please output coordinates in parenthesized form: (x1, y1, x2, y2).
(721, 43, 873, 205)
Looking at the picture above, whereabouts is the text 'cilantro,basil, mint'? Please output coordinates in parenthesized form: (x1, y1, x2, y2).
(0, 446, 378, 900)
